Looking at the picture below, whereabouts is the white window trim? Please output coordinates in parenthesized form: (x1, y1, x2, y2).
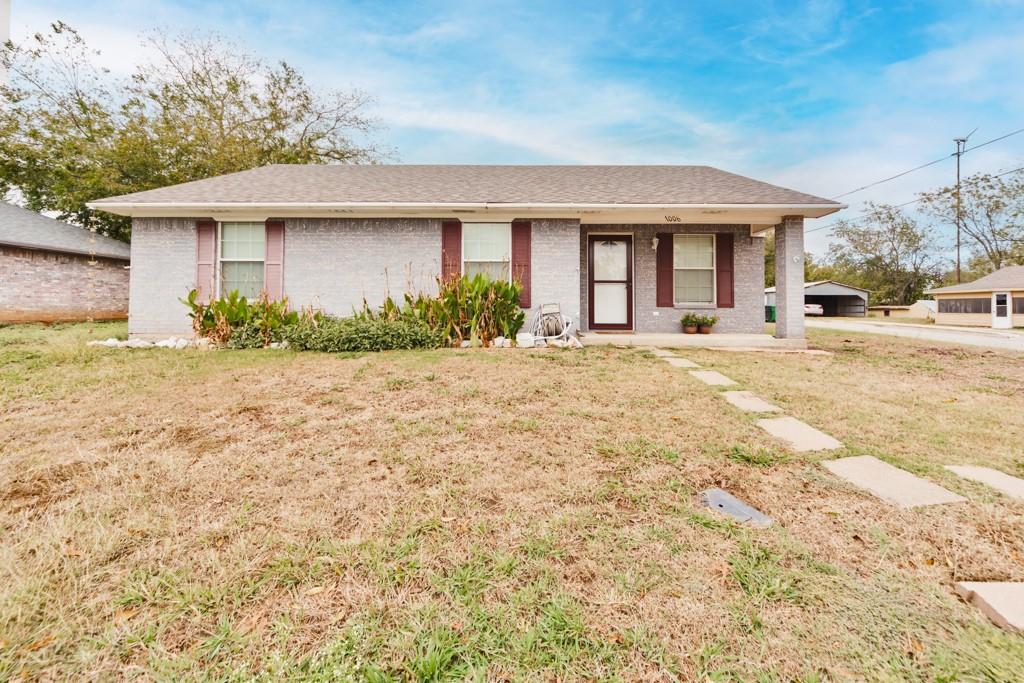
(672, 233, 717, 307)
(217, 221, 266, 298)
(461, 222, 512, 283)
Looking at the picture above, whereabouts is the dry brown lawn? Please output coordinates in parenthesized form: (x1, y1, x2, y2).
(1, 322, 1023, 681)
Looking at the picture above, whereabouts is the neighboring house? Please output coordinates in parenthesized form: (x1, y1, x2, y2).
(867, 300, 936, 320)
(0, 202, 130, 323)
(86, 165, 844, 340)
(926, 266, 1024, 329)
(765, 280, 868, 317)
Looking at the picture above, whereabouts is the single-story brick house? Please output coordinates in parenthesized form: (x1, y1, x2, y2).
(86, 165, 843, 340)
(0, 202, 130, 322)
(926, 266, 1024, 328)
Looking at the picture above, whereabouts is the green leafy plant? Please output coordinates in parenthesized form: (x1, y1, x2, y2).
(282, 313, 445, 352)
(698, 315, 719, 328)
(182, 290, 297, 347)
(681, 313, 701, 328)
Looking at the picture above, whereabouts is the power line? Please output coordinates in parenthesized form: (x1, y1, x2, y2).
(829, 126, 1024, 200)
(806, 164, 1024, 236)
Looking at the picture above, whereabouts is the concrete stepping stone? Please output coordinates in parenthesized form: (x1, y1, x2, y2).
(721, 391, 781, 413)
(756, 416, 842, 452)
(955, 582, 1024, 632)
(945, 465, 1024, 501)
(647, 348, 676, 358)
(822, 455, 967, 508)
(664, 357, 700, 368)
(688, 370, 736, 386)
(700, 488, 773, 527)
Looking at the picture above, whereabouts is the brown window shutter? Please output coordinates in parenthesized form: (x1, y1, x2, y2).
(441, 220, 462, 281)
(656, 232, 673, 307)
(716, 233, 735, 308)
(264, 220, 285, 300)
(195, 219, 217, 301)
(511, 220, 532, 308)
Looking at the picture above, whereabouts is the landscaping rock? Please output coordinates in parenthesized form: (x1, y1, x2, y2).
(756, 416, 841, 452)
(700, 488, 773, 527)
(822, 455, 967, 508)
(515, 332, 534, 348)
(945, 465, 1024, 501)
(688, 370, 736, 386)
(567, 336, 584, 349)
(955, 582, 1024, 632)
(126, 339, 153, 349)
(493, 336, 506, 348)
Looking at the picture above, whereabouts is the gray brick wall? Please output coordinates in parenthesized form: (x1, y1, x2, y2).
(580, 224, 764, 334)
(528, 219, 582, 329)
(284, 218, 443, 314)
(0, 245, 129, 322)
(774, 216, 805, 339)
(129, 218, 197, 337)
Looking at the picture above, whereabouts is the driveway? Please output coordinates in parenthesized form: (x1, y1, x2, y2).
(806, 318, 1024, 352)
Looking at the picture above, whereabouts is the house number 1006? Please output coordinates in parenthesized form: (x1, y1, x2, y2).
(664, 215, 681, 222)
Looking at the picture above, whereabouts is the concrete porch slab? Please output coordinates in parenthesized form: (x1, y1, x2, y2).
(663, 357, 700, 368)
(757, 416, 842, 452)
(955, 582, 1024, 632)
(822, 455, 967, 508)
(689, 370, 737, 386)
(722, 391, 781, 413)
(581, 332, 807, 350)
(945, 465, 1024, 501)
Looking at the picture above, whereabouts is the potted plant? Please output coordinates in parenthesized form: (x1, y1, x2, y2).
(681, 313, 699, 334)
(698, 314, 718, 334)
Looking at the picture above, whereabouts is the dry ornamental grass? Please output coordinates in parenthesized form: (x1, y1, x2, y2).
(1, 322, 1023, 681)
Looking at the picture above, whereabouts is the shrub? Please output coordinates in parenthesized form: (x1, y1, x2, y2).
(698, 314, 719, 328)
(681, 313, 701, 327)
(283, 314, 445, 352)
(182, 290, 298, 347)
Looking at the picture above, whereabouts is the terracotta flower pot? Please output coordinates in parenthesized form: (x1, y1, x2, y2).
(699, 325, 713, 334)
(683, 325, 698, 334)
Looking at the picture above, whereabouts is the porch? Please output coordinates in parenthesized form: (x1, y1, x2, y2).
(578, 331, 807, 350)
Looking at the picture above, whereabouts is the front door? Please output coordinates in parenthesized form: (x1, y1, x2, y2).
(993, 292, 1011, 329)
(588, 235, 633, 330)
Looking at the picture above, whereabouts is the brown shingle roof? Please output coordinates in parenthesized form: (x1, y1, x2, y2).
(90, 164, 841, 206)
(927, 265, 1024, 294)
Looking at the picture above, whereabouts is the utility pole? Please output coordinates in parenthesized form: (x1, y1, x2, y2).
(954, 136, 966, 283)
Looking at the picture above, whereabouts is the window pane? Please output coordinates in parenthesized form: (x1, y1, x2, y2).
(592, 239, 628, 280)
(464, 261, 509, 281)
(673, 235, 714, 269)
(221, 222, 265, 260)
(222, 261, 264, 299)
(593, 283, 628, 325)
(463, 223, 510, 262)
(674, 269, 713, 303)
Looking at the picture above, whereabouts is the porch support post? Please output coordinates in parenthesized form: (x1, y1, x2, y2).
(774, 215, 805, 339)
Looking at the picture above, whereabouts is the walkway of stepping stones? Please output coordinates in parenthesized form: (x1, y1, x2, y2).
(650, 346, 1024, 634)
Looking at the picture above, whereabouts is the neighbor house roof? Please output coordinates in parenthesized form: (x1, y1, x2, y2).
(87, 165, 845, 228)
(764, 280, 870, 294)
(926, 266, 1024, 295)
(0, 202, 130, 260)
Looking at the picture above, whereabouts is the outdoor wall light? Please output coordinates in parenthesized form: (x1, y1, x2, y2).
(651, 236, 659, 251)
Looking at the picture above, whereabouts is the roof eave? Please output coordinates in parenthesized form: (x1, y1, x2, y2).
(86, 201, 845, 226)
(0, 238, 129, 261)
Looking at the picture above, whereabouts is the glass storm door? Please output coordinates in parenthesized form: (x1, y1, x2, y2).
(589, 236, 633, 330)
(993, 292, 1011, 329)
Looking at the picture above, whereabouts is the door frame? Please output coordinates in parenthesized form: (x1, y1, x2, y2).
(587, 234, 634, 331)
(992, 291, 1011, 329)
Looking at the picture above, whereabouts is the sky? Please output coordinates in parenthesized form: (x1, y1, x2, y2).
(8, 0, 1024, 256)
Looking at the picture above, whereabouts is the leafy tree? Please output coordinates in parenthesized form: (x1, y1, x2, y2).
(826, 203, 944, 304)
(763, 233, 836, 288)
(917, 171, 1024, 274)
(0, 23, 384, 240)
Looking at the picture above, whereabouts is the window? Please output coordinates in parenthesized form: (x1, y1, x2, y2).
(1014, 295, 1024, 315)
(220, 222, 265, 298)
(462, 222, 511, 281)
(937, 297, 991, 314)
(673, 234, 715, 304)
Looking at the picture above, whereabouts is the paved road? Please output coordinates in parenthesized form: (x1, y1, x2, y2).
(806, 319, 1024, 353)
